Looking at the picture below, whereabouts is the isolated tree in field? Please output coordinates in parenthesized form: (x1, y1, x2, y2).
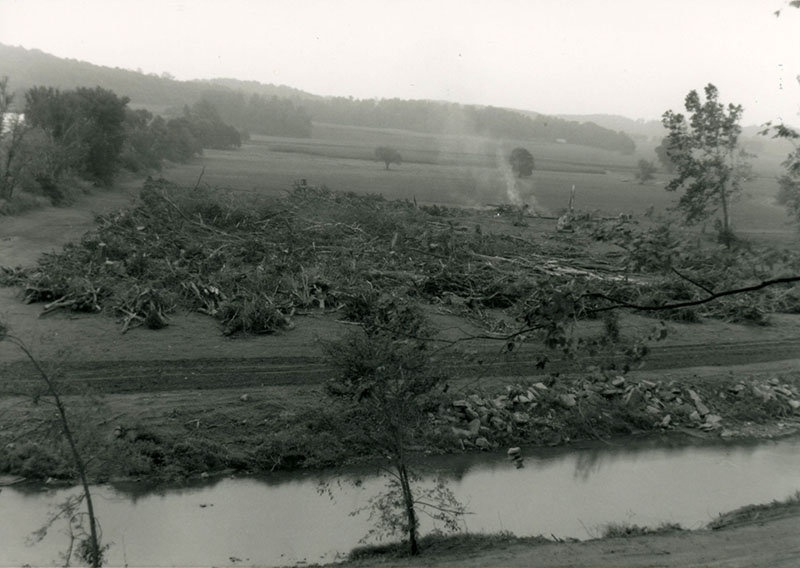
(635, 159, 657, 184)
(375, 146, 402, 170)
(509, 147, 535, 178)
(662, 84, 750, 243)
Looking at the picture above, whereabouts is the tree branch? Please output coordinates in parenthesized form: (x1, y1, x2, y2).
(588, 275, 800, 313)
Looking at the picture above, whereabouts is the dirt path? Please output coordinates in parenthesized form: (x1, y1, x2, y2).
(343, 508, 800, 568)
(0, 181, 138, 268)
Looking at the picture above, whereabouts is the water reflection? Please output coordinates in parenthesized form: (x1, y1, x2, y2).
(1, 437, 798, 567)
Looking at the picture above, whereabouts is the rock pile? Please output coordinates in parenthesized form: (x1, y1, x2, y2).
(439, 374, 800, 449)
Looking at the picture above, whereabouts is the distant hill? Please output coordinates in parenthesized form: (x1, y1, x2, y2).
(0, 43, 638, 152)
(556, 114, 665, 140)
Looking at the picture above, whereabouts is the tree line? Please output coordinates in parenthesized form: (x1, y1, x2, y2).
(0, 77, 243, 206)
(304, 96, 636, 153)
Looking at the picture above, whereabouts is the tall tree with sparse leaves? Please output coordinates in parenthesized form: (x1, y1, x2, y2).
(662, 84, 750, 244)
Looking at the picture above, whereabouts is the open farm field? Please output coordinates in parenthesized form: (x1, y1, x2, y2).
(157, 122, 793, 238)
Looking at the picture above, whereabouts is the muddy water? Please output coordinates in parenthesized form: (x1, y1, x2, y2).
(2, 436, 800, 567)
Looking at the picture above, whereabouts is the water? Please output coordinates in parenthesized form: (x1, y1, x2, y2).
(2, 436, 799, 567)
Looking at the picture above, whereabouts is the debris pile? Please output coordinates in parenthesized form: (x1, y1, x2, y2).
(438, 374, 800, 448)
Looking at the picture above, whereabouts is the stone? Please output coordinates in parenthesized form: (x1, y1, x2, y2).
(788, 400, 800, 411)
(559, 394, 577, 408)
(467, 418, 482, 437)
(493, 395, 510, 410)
(475, 437, 491, 450)
(490, 417, 507, 430)
(689, 410, 701, 423)
(611, 376, 626, 387)
(452, 400, 469, 408)
(773, 386, 793, 397)
(532, 382, 549, 391)
(769, 377, 780, 386)
(752, 385, 773, 401)
(507, 447, 521, 457)
(645, 405, 660, 415)
(660, 414, 672, 427)
(729, 384, 746, 394)
(239, 394, 250, 402)
(451, 426, 471, 438)
(720, 429, 736, 438)
(512, 412, 530, 425)
(695, 401, 710, 417)
(468, 394, 485, 406)
(705, 414, 722, 426)
(465, 407, 480, 421)
(624, 387, 644, 407)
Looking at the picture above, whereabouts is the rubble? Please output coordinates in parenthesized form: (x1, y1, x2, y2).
(438, 372, 800, 449)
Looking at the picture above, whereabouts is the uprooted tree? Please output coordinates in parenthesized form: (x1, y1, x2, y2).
(662, 84, 750, 245)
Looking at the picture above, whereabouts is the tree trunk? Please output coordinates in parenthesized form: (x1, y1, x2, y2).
(397, 462, 419, 556)
(720, 183, 731, 247)
(23, 349, 102, 567)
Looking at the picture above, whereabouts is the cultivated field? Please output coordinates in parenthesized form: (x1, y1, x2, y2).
(158, 122, 792, 237)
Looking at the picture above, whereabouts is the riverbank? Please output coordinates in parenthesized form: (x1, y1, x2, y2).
(333, 498, 800, 568)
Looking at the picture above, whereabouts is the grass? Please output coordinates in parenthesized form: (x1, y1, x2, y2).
(708, 491, 800, 530)
(159, 122, 793, 235)
(347, 531, 552, 562)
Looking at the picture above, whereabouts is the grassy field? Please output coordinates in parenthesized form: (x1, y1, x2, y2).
(159, 122, 794, 237)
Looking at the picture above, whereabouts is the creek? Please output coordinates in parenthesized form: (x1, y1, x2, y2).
(2, 436, 799, 567)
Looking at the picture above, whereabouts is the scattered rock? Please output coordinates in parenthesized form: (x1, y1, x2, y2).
(239, 394, 250, 402)
(558, 394, 577, 408)
(475, 437, 491, 450)
(453, 400, 469, 408)
(689, 410, 701, 423)
(645, 405, 660, 415)
(788, 400, 800, 411)
(660, 415, 672, 427)
(507, 447, 521, 457)
(532, 382, 549, 391)
(467, 418, 482, 437)
(611, 376, 626, 387)
(512, 412, 530, 425)
(464, 407, 480, 421)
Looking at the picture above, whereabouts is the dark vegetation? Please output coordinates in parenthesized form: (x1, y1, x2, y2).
(375, 146, 403, 169)
(0, 76, 243, 212)
(3, 180, 799, 338)
(0, 43, 638, 153)
(509, 147, 535, 178)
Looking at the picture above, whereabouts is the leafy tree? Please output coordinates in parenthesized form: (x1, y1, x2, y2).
(375, 146, 402, 170)
(324, 295, 462, 555)
(25, 85, 130, 186)
(635, 159, 657, 184)
(0, 76, 31, 200)
(653, 139, 676, 174)
(509, 147, 535, 178)
(771, 125, 800, 227)
(662, 84, 750, 243)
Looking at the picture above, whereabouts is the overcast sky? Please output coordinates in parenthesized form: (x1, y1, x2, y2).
(1, 0, 798, 126)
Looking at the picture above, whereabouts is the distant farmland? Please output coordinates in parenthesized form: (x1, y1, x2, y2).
(159, 122, 791, 236)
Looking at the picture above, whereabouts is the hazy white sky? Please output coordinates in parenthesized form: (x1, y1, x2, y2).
(1, 0, 798, 125)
